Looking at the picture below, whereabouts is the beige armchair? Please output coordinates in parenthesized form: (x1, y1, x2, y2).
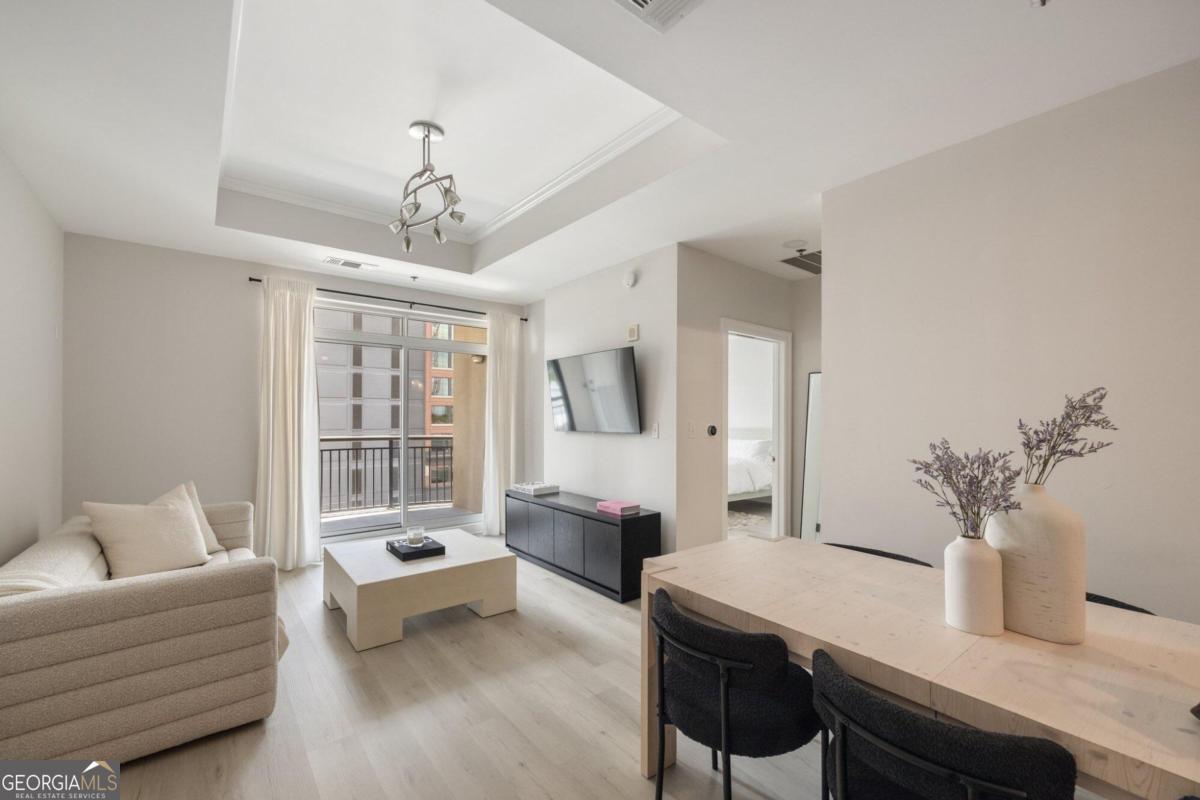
(0, 503, 283, 763)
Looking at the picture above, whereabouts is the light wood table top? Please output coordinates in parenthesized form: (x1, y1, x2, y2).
(640, 537, 1200, 800)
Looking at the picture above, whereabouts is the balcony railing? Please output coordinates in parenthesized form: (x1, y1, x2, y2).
(319, 435, 452, 515)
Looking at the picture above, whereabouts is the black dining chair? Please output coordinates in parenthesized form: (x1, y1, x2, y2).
(812, 649, 1077, 800)
(650, 588, 822, 800)
(1085, 592, 1154, 615)
(826, 542, 933, 568)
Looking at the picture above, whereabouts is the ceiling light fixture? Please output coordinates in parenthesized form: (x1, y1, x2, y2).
(388, 120, 465, 252)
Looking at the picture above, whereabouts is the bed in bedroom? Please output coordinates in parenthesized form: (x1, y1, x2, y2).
(727, 438, 774, 501)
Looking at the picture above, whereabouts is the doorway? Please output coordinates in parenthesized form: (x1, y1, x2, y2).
(722, 321, 791, 540)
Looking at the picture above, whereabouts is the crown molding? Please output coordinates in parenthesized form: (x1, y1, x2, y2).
(469, 106, 681, 242)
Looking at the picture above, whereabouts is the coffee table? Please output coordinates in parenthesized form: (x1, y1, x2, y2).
(323, 529, 517, 651)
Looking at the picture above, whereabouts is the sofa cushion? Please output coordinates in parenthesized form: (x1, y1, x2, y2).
(0, 517, 108, 598)
(84, 485, 211, 579)
(200, 547, 256, 567)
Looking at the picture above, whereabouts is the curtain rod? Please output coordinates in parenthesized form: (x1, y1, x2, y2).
(247, 277, 527, 322)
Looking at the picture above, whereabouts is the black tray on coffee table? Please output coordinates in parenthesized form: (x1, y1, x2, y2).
(386, 537, 446, 562)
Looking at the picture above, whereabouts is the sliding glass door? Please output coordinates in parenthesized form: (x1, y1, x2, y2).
(313, 300, 487, 538)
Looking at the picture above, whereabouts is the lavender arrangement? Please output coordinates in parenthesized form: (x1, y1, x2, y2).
(911, 440, 1022, 539)
(1018, 387, 1117, 485)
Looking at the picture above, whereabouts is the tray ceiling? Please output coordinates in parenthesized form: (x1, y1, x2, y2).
(221, 0, 670, 239)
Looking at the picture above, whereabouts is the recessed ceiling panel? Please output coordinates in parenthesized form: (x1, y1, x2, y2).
(221, 0, 668, 237)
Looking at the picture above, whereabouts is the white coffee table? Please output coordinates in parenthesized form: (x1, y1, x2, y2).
(323, 529, 517, 651)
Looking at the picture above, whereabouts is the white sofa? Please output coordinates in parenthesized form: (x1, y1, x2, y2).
(0, 502, 286, 762)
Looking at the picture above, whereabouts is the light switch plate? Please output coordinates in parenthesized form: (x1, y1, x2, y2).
(626, 323, 639, 342)
(651, 421, 659, 439)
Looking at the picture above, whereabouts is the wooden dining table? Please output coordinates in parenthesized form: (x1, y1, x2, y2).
(639, 537, 1200, 800)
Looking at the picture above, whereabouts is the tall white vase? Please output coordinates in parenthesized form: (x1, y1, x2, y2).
(943, 535, 1004, 636)
(985, 484, 1086, 644)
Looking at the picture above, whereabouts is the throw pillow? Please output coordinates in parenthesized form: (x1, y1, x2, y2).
(84, 484, 211, 579)
(184, 480, 225, 553)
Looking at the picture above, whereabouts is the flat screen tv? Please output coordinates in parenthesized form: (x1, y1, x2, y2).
(547, 346, 641, 433)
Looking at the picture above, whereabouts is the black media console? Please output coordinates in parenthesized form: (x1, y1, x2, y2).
(504, 490, 662, 603)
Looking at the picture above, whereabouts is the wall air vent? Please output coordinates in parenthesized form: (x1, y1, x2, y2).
(781, 250, 822, 275)
(611, 0, 706, 32)
(322, 256, 377, 271)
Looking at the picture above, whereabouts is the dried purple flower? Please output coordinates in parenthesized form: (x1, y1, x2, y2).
(910, 439, 1022, 539)
(1019, 387, 1116, 485)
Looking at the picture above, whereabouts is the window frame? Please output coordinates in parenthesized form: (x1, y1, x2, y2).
(429, 404, 454, 426)
(312, 295, 487, 357)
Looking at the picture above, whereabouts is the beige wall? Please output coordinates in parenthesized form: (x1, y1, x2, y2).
(62, 234, 522, 517)
(520, 299, 545, 482)
(542, 246, 679, 551)
(822, 59, 1200, 622)
(0, 148, 63, 564)
(791, 276, 821, 537)
(676, 245, 796, 549)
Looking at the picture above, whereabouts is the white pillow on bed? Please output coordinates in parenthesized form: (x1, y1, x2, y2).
(728, 439, 772, 462)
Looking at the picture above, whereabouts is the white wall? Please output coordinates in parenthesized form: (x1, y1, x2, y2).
(62, 234, 523, 516)
(727, 334, 774, 435)
(0, 148, 63, 563)
(792, 276, 821, 537)
(535, 242, 817, 553)
(822, 59, 1200, 622)
(676, 245, 795, 549)
(520, 299, 545, 482)
(542, 246, 679, 551)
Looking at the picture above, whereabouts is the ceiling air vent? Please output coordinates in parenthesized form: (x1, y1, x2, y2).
(322, 256, 377, 271)
(611, 0, 706, 32)
(781, 249, 822, 275)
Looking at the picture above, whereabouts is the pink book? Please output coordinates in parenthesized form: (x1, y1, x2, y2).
(597, 499, 640, 516)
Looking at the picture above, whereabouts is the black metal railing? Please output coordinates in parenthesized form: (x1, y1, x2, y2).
(319, 435, 453, 514)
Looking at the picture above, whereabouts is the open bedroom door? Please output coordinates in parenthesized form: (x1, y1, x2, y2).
(722, 321, 791, 540)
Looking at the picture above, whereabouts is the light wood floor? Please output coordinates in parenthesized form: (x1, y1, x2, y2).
(119, 553, 825, 799)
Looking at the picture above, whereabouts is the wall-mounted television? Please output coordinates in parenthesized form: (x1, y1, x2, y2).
(547, 346, 641, 433)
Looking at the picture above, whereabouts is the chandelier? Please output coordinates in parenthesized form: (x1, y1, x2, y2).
(387, 121, 465, 252)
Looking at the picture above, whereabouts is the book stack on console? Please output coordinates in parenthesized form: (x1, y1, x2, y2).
(597, 499, 640, 517)
(511, 481, 559, 496)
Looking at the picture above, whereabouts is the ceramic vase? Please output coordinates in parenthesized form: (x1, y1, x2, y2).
(943, 535, 1004, 636)
(985, 484, 1086, 644)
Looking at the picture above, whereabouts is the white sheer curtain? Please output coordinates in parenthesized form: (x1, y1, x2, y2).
(255, 276, 321, 569)
(482, 311, 522, 536)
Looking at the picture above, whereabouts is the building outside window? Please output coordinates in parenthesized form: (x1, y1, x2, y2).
(431, 404, 453, 425)
(431, 351, 451, 369)
(431, 377, 452, 397)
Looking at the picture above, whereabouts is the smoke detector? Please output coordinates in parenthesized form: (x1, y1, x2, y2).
(780, 241, 821, 275)
(611, 0, 706, 32)
(322, 256, 377, 271)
